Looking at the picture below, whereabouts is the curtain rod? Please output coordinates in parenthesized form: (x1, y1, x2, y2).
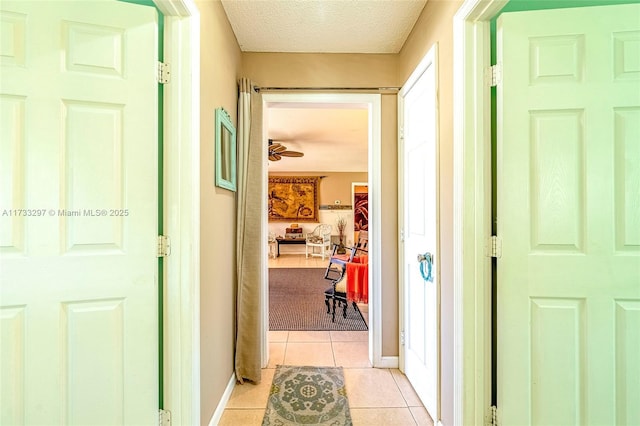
(254, 86, 399, 93)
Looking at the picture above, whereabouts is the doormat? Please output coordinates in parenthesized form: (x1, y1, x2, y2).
(262, 365, 352, 425)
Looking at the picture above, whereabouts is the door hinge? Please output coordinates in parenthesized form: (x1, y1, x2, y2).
(157, 235, 171, 257)
(400, 228, 405, 243)
(486, 64, 502, 87)
(157, 61, 171, 84)
(486, 235, 502, 258)
(159, 408, 171, 426)
(400, 330, 405, 346)
(486, 405, 498, 426)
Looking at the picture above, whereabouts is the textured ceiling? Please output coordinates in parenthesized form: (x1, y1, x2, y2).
(221, 0, 427, 53)
(223, 1, 426, 173)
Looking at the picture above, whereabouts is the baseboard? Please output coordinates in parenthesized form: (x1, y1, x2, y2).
(207, 372, 236, 426)
(375, 356, 399, 369)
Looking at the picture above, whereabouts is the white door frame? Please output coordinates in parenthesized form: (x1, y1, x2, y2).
(153, 0, 201, 425)
(260, 93, 384, 367)
(452, 0, 506, 424)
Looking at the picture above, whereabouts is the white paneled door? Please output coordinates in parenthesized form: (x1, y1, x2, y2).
(400, 45, 440, 421)
(497, 4, 640, 425)
(0, 1, 159, 424)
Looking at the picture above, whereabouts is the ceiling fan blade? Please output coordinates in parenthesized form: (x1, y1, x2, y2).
(280, 151, 304, 157)
(268, 137, 304, 160)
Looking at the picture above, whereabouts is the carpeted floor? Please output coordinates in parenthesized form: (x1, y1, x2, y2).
(262, 365, 352, 425)
(269, 268, 368, 331)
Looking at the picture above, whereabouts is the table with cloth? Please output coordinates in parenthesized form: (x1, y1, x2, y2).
(345, 255, 368, 304)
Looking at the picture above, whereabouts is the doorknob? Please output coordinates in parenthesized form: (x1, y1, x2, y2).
(417, 252, 434, 282)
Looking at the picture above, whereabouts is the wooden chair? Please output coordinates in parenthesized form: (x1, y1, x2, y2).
(323, 230, 369, 322)
(354, 230, 368, 253)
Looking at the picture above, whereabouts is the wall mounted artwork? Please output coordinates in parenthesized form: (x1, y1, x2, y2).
(353, 186, 368, 232)
(268, 176, 320, 222)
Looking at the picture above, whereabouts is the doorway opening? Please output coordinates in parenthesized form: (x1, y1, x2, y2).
(260, 93, 382, 368)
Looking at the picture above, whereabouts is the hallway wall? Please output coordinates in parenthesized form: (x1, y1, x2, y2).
(196, 1, 242, 424)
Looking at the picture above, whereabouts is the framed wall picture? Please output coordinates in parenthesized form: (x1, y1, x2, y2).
(215, 107, 236, 191)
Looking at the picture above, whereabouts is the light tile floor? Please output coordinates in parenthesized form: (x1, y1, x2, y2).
(268, 252, 330, 269)
(220, 255, 433, 425)
(220, 331, 434, 425)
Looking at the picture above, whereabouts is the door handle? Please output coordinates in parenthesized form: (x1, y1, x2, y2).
(417, 252, 434, 282)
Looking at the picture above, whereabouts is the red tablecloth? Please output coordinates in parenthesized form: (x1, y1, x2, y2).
(346, 255, 368, 303)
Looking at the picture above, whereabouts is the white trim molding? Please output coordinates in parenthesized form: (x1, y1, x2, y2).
(207, 373, 236, 426)
(453, 0, 507, 425)
(377, 356, 399, 369)
(157, 1, 201, 425)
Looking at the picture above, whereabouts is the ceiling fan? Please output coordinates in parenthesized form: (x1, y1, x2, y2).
(268, 139, 304, 161)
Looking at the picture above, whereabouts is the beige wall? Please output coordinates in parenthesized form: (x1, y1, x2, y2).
(243, 53, 397, 88)
(268, 172, 367, 207)
(398, 1, 464, 425)
(248, 53, 400, 356)
(379, 93, 399, 355)
(196, 1, 242, 424)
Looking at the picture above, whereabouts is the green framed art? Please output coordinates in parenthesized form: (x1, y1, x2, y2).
(215, 107, 236, 191)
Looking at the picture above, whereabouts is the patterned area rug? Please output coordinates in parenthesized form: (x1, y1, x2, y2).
(262, 365, 352, 425)
(269, 268, 368, 331)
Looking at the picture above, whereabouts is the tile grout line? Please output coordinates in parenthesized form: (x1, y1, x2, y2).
(390, 369, 413, 407)
(330, 335, 338, 367)
(407, 406, 421, 426)
(281, 334, 288, 367)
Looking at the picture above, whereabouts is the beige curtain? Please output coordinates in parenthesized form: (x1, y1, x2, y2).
(235, 78, 263, 384)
